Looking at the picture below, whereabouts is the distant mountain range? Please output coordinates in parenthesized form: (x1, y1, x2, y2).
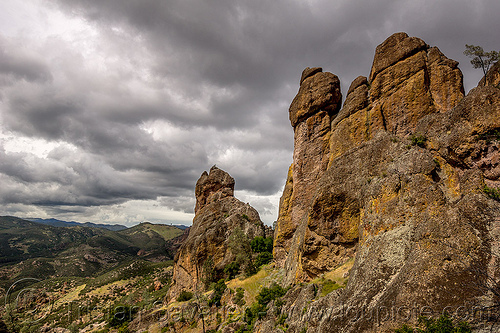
(25, 217, 190, 231)
(26, 217, 128, 231)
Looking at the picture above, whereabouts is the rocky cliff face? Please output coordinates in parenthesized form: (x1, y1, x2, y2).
(168, 166, 266, 299)
(270, 32, 500, 331)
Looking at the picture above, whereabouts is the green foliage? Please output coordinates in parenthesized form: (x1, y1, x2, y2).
(394, 324, 414, 333)
(241, 214, 250, 221)
(464, 44, 500, 76)
(235, 323, 254, 333)
(276, 313, 288, 326)
(108, 305, 137, 328)
(409, 134, 427, 148)
(234, 287, 246, 306)
(208, 279, 227, 307)
(245, 302, 267, 325)
(484, 185, 500, 201)
(228, 228, 255, 277)
(243, 260, 256, 277)
(202, 257, 217, 288)
(320, 279, 341, 297)
(256, 282, 287, 306)
(250, 237, 273, 253)
(224, 261, 241, 280)
(394, 314, 471, 333)
(176, 290, 193, 302)
(116, 260, 157, 281)
(0, 320, 9, 333)
(117, 324, 130, 333)
(254, 251, 273, 268)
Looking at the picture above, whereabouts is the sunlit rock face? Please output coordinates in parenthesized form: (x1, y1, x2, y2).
(270, 32, 500, 332)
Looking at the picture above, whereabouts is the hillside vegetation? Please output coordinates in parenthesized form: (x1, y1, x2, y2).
(0, 216, 184, 294)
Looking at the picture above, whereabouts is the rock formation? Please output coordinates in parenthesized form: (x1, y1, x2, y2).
(168, 166, 266, 299)
(269, 32, 500, 331)
(479, 60, 500, 88)
(274, 67, 342, 281)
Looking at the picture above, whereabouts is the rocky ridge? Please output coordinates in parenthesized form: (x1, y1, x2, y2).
(268, 32, 500, 332)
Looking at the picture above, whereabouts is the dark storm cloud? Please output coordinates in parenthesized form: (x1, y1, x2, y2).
(0, 143, 196, 208)
(0, 0, 499, 224)
(0, 36, 52, 84)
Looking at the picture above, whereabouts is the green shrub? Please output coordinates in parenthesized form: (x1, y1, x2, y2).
(176, 290, 193, 302)
(409, 134, 427, 148)
(394, 314, 471, 333)
(484, 185, 500, 201)
(202, 258, 218, 288)
(320, 279, 341, 297)
(108, 305, 137, 328)
(245, 302, 267, 324)
(208, 279, 226, 307)
(224, 261, 241, 280)
(250, 237, 273, 253)
(228, 228, 255, 277)
(234, 287, 246, 306)
(117, 324, 130, 333)
(254, 252, 273, 268)
(256, 283, 287, 306)
(276, 313, 288, 326)
(394, 324, 414, 333)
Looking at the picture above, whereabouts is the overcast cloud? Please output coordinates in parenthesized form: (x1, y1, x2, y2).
(0, 0, 498, 226)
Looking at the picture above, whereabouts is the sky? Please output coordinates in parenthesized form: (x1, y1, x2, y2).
(0, 0, 499, 227)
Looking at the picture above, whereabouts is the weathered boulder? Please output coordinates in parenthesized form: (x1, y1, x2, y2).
(168, 166, 266, 299)
(289, 68, 342, 127)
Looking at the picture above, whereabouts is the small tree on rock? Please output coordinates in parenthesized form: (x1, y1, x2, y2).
(464, 44, 499, 76)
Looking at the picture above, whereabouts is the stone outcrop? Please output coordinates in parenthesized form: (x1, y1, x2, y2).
(479, 60, 500, 88)
(330, 32, 464, 160)
(270, 32, 500, 331)
(168, 166, 266, 299)
(275, 32, 468, 285)
(274, 67, 342, 281)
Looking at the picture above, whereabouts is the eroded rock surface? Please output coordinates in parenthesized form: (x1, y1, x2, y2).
(168, 166, 265, 299)
(270, 32, 500, 331)
(274, 68, 342, 282)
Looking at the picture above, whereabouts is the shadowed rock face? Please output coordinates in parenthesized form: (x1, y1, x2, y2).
(269, 33, 500, 332)
(168, 166, 265, 299)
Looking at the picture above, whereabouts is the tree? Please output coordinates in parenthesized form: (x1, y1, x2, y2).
(250, 236, 273, 253)
(228, 228, 255, 277)
(464, 44, 499, 76)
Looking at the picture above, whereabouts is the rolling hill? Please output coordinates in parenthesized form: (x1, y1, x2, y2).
(0, 216, 186, 292)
